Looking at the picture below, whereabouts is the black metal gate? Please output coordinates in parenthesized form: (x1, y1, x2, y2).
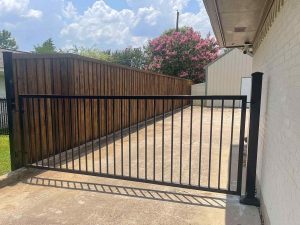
(19, 95, 247, 195)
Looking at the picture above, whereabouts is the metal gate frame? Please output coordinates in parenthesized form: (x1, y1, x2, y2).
(18, 94, 247, 196)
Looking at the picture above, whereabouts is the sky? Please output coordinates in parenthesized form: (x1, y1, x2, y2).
(0, 0, 213, 52)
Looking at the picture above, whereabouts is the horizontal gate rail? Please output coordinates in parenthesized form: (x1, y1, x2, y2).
(19, 95, 247, 195)
(19, 94, 246, 100)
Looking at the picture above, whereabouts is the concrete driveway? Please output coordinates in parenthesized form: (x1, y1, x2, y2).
(0, 106, 260, 224)
(36, 106, 248, 192)
(0, 168, 260, 225)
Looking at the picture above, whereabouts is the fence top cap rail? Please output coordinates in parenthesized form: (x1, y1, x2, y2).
(10, 52, 192, 82)
(19, 94, 247, 100)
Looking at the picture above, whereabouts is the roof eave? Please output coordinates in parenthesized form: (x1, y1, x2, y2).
(203, 0, 225, 47)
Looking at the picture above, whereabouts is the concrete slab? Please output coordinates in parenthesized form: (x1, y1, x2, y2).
(0, 168, 261, 225)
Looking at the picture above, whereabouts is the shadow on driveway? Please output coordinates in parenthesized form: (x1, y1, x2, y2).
(23, 176, 226, 209)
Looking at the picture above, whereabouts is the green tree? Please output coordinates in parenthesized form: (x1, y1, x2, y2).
(62, 46, 146, 69)
(0, 30, 18, 50)
(73, 46, 112, 61)
(34, 38, 56, 53)
(111, 48, 146, 69)
(145, 27, 219, 83)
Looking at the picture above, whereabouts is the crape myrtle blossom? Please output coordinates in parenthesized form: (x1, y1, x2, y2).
(145, 27, 219, 83)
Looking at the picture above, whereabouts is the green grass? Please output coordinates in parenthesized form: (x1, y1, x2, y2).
(0, 135, 11, 175)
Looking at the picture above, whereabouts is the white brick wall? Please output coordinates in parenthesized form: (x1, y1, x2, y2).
(253, 0, 300, 224)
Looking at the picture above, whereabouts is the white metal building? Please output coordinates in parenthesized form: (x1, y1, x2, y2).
(206, 48, 252, 106)
(192, 48, 252, 106)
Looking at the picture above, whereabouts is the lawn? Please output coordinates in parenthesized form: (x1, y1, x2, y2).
(0, 135, 11, 175)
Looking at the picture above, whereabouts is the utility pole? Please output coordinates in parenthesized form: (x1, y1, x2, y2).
(176, 10, 179, 31)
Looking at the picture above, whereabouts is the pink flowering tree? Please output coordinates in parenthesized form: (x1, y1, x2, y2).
(144, 27, 219, 83)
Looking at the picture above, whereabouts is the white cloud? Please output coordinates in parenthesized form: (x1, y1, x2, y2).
(60, 0, 211, 49)
(126, 0, 211, 34)
(126, 0, 189, 12)
(60, 0, 212, 49)
(22, 9, 43, 19)
(137, 7, 161, 26)
(170, 0, 190, 11)
(62, 1, 77, 19)
(61, 0, 144, 48)
(0, 0, 29, 13)
(0, 0, 213, 51)
(0, 0, 42, 19)
(180, 1, 212, 36)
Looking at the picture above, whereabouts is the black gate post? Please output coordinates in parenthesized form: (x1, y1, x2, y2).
(18, 96, 25, 167)
(240, 72, 263, 206)
(3, 52, 18, 170)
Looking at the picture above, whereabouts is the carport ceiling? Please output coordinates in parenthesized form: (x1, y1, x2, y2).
(203, 0, 271, 47)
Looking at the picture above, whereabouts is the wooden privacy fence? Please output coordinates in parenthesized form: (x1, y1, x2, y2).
(3, 53, 192, 169)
